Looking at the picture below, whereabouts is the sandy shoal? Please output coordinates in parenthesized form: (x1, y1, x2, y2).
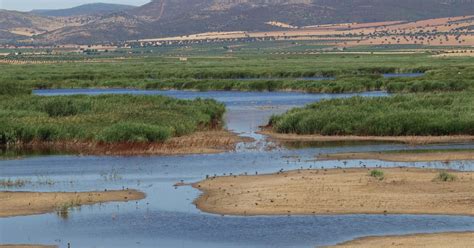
(325, 232, 474, 248)
(0, 189, 145, 217)
(261, 130, 474, 145)
(318, 150, 474, 162)
(194, 168, 474, 216)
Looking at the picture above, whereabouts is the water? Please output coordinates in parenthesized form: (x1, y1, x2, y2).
(1, 89, 473, 248)
(382, 72, 425, 78)
(228, 77, 334, 81)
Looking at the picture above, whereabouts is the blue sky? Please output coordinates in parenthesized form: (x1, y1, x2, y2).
(0, 0, 151, 11)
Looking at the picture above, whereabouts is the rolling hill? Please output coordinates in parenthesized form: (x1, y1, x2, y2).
(31, 3, 136, 17)
(1, 0, 474, 44)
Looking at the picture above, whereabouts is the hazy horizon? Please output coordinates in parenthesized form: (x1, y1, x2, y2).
(0, 0, 151, 11)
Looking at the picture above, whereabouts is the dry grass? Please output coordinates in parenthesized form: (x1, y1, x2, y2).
(194, 167, 474, 216)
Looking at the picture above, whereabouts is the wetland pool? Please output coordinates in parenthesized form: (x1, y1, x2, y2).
(1, 89, 472, 248)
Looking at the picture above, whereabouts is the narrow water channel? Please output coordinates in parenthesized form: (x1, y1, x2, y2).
(1, 89, 472, 248)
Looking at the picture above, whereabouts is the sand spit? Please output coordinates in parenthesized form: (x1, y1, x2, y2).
(261, 130, 474, 145)
(194, 168, 474, 216)
(0, 190, 145, 217)
(325, 232, 474, 248)
(318, 150, 474, 162)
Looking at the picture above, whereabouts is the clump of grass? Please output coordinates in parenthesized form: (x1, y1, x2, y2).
(42, 98, 90, 117)
(369, 170, 384, 180)
(55, 198, 81, 219)
(436, 171, 456, 182)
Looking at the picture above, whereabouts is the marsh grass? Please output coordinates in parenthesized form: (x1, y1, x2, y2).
(0, 94, 225, 145)
(271, 92, 474, 136)
(1, 53, 473, 93)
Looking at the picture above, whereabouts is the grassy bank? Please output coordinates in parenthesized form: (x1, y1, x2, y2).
(1, 53, 473, 93)
(269, 92, 474, 136)
(0, 94, 225, 146)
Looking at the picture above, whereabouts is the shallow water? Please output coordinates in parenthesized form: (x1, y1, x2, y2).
(382, 72, 425, 78)
(1, 89, 473, 248)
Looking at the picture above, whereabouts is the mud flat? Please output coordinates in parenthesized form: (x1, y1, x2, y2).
(13, 130, 251, 156)
(325, 232, 474, 248)
(0, 190, 145, 217)
(318, 150, 474, 162)
(194, 168, 474, 216)
(260, 130, 474, 145)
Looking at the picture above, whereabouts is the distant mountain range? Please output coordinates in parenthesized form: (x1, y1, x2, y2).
(1, 0, 473, 44)
(30, 3, 135, 17)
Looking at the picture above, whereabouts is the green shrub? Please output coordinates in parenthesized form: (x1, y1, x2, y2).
(369, 170, 385, 180)
(436, 171, 456, 182)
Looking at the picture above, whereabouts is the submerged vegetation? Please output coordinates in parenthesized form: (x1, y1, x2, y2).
(270, 92, 474, 136)
(0, 94, 225, 145)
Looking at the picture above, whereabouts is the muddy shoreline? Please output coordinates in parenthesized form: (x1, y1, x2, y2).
(318, 150, 474, 162)
(193, 167, 474, 216)
(325, 232, 474, 248)
(260, 129, 474, 145)
(2, 130, 252, 157)
(0, 190, 145, 218)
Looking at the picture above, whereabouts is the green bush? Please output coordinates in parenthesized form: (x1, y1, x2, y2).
(369, 170, 385, 180)
(436, 171, 456, 182)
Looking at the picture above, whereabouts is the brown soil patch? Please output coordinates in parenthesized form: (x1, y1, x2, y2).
(0, 190, 145, 217)
(318, 151, 474, 162)
(326, 232, 474, 248)
(193, 168, 474, 216)
(14, 130, 252, 156)
(260, 129, 474, 145)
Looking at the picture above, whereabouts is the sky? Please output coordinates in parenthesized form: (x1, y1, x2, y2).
(0, 0, 151, 11)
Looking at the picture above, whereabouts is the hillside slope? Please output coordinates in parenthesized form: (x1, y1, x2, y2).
(31, 3, 136, 17)
(1, 0, 474, 44)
